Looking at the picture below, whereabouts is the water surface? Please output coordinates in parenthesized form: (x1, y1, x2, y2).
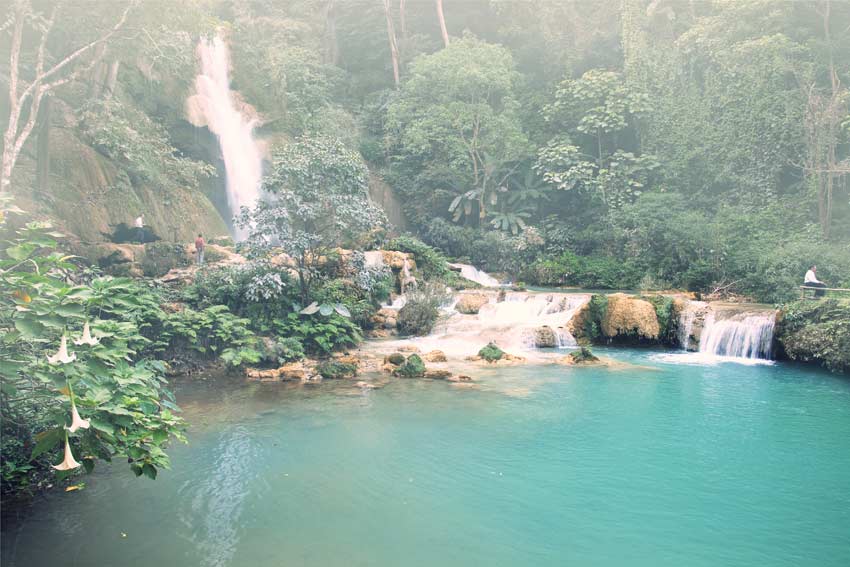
(3, 349, 849, 567)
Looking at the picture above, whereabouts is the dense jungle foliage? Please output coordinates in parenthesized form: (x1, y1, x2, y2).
(2, 0, 850, 494)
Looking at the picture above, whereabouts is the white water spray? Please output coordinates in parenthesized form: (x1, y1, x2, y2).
(698, 311, 776, 360)
(388, 292, 589, 358)
(449, 263, 503, 287)
(188, 34, 263, 240)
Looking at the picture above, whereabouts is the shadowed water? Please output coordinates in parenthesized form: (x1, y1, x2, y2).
(3, 349, 849, 567)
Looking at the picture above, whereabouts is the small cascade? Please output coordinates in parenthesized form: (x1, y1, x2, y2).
(448, 263, 503, 287)
(188, 33, 263, 240)
(698, 311, 776, 360)
(363, 251, 385, 268)
(677, 300, 707, 351)
(403, 292, 589, 358)
(401, 258, 417, 293)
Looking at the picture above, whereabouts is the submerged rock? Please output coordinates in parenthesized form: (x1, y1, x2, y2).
(448, 374, 474, 382)
(424, 369, 452, 380)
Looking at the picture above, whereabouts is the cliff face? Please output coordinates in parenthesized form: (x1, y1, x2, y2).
(10, 102, 228, 244)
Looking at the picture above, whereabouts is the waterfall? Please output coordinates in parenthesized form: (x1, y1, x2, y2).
(698, 311, 776, 360)
(364, 251, 385, 268)
(448, 263, 503, 287)
(677, 300, 707, 351)
(188, 34, 263, 240)
(393, 291, 589, 358)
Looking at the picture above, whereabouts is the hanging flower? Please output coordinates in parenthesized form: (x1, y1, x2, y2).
(53, 432, 82, 471)
(66, 384, 90, 433)
(74, 322, 100, 346)
(47, 336, 76, 365)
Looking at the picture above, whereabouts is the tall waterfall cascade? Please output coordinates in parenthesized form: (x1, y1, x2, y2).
(698, 310, 777, 360)
(448, 263, 503, 287)
(187, 34, 263, 240)
(399, 292, 590, 358)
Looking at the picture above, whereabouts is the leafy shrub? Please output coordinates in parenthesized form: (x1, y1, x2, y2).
(316, 360, 357, 379)
(397, 283, 451, 336)
(141, 242, 189, 278)
(478, 342, 505, 362)
(267, 337, 306, 364)
(386, 234, 451, 279)
(423, 218, 520, 273)
(776, 299, 850, 373)
(273, 312, 362, 355)
(571, 347, 599, 363)
(157, 305, 259, 364)
(582, 295, 609, 341)
(642, 295, 676, 341)
(394, 354, 425, 378)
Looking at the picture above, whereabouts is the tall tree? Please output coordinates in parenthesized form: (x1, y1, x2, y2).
(382, 0, 401, 86)
(1, 0, 132, 193)
(436, 0, 449, 47)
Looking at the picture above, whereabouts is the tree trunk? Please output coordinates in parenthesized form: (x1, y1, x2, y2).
(399, 0, 407, 40)
(104, 60, 120, 98)
(436, 0, 449, 47)
(324, 0, 339, 65)
(383, 0, 401, 86)
(36, 96, 52, 196)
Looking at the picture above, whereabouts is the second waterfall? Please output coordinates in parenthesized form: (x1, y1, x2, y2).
(187, 33, 263, 240)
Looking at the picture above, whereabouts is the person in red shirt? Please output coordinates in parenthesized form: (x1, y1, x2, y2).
(194, 233, 205, 265)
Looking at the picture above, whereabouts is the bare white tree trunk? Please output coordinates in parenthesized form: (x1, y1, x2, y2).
(1, 1, 131, 193)
(383, 0, 401, 86)
(436, 0, 449, 47)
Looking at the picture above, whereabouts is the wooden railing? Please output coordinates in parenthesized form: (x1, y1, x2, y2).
(799, 286, 850, 299)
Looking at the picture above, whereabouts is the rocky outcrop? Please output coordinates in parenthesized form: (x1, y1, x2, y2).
(15, 124, 228, 244)
(531, 326, 557, 348)
(456, 293, 490, 315)
(601, 294, 660, 340)
(246, 361, 317, 382)
(372, 308, 399, 330)
(423, 350, 447, 362)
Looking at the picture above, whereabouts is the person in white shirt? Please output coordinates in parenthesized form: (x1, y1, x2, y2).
(134, 214, 145, 243)
(803, 265, 827, 297)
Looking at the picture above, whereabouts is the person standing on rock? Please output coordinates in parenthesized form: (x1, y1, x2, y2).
(195, 233, 206, 265)
(134, 214, 145, 243)
(804, 265, 827, 297)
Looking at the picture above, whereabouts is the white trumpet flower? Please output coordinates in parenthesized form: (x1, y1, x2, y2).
(53, 434, 82, 471)
(66, 401, 90, 433)
(74, 322, 100, 346)
(47, 336, 76, 365)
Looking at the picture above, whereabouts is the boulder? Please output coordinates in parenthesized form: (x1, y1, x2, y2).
(384, 353, 406, 366)
(278, 362, 309, 381)
(601, 293, 661, 340)
(532, 326, 557, 348)
(355, 381, 380, 389)
(398, 345, 421, 353)
(394, 354, 426, 378)
(423, 350, 447, 362)
(557, 347, 601, 366)
(456, 293, 490, 315)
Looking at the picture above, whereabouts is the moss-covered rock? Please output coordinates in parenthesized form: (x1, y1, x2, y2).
(776, 299, 850, 374)
(478, 342, 505, 362)
(316, 360, 358, 379)
(394, 354, 426, 378)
